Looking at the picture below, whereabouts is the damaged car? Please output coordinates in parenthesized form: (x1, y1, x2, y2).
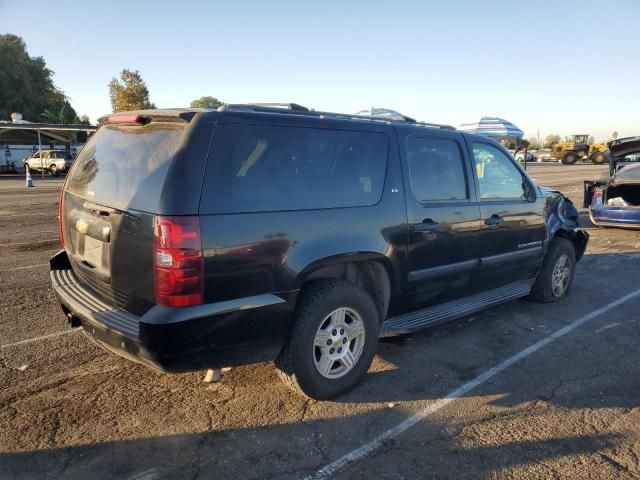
(584, 136, 640, 228)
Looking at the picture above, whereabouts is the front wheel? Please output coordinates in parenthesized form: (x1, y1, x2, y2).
(591, 152, 606, 165)
(529, 238, 576, 303)
(276, 279, 379, 399)
(49, 164, 59, 177)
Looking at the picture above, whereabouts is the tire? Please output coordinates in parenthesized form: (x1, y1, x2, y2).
(49, 164, 59, 177)
(529, 238, 576, 303)
(26, 164, 35, 174)
(591, 152, 606, 165)
(561, 153, 578, 165)
(275, 279, 379, 399)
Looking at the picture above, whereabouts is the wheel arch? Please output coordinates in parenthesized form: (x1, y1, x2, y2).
(296, 253, 395, 322)
(547, 217, 588, 262)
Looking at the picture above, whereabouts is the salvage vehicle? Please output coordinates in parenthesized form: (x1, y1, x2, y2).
(24, 150, 73, 176)
(584, 136, 640, 228)
(50, 104, 589, 399)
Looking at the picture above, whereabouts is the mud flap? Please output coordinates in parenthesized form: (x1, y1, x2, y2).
(573, 230, 589, 262)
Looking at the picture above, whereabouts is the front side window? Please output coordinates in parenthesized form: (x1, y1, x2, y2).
(201, 124, 388, 213)
(472, 143, 527, 200)
(405, 137, 468, 202)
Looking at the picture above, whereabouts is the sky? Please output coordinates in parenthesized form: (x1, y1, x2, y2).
(2, 0, 639, 141)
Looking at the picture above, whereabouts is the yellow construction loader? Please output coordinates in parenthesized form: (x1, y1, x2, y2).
(552, 134, 608, 165)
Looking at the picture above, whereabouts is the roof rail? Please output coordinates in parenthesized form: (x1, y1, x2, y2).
(217, 103, 454, 130)
(221, 102, 310, 112)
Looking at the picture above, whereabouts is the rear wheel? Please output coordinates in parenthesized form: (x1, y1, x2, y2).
(276, 279, 379, 399)
(591, 151, 606, 165)
(49, 164, 59, 177)
(529, 238, 576, 303)
(561, 153, 578, 165)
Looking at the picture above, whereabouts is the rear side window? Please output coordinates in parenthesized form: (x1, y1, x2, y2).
(201, 124, 388, 213)
(405, 137, 468, 202)
(66, 123, 185, 212)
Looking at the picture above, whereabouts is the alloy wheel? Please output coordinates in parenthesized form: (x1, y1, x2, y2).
(313, 307, 366, 379)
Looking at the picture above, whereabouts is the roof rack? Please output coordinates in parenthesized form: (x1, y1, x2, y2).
(217, 103, 454, 130)
(221, 102, 310, 112)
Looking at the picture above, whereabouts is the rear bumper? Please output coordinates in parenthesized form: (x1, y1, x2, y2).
(590, 207, 640, 229)
(50, 251, 294, 372)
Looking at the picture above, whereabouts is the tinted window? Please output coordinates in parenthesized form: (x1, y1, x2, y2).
(50, 152, 67, 158)
(201, 124, 388, 213)
(66, 123, 185, 212)
(472, 143, 526, 200)
(405, 137, 467, 201)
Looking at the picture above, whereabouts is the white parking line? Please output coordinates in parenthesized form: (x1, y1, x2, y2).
(0, 262, 49, 272)
(1, 328, 81, 349)
(306, 287, 640, 480)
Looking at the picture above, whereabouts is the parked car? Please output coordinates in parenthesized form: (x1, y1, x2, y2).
(514, 150, 534, 163)
(535, 149, 555, 162)
(24, 150, 73, 176)
(50, 105, 589, 399)
(584, 136, 640, 228)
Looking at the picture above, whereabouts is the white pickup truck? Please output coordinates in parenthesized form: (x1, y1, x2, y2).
(23, 150, 73, 176)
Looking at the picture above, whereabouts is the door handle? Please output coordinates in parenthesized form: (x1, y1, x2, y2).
(415, 218, 439, 232)
(484, 215, 504, 228)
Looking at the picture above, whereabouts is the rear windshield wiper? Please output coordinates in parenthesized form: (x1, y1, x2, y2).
(82, 201, 135, 217)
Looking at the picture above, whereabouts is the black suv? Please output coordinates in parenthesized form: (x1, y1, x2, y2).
(51, 104, 588, 399)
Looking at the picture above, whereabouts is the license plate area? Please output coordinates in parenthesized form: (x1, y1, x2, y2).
(81, 235, 111, 277)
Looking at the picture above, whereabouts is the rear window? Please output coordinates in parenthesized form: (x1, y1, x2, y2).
(200, 124, 388, 213)
(66, 123, 185, 212)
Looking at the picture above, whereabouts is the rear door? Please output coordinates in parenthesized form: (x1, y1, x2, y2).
(400, 130, 483, 306)
(467, 140, 546, 289)
(62, 118, 198, 314)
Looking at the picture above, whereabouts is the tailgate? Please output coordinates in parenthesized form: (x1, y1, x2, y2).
(61, 118, 190, 315)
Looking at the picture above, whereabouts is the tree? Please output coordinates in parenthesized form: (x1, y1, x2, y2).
(0, 34, 81, 122)
(108, 69, 155, 112)
(190, 96, 223, 109)
(544, 134, 561, 149)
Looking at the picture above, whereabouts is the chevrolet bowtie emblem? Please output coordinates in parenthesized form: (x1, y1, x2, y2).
(76, 219, 88, 234)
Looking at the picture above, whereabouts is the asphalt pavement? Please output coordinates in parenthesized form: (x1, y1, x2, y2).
(1, 164, 639, 479)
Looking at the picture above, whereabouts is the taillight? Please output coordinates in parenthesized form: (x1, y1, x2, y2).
(58, 188, 65, 248)
(592, 187, 603, 207)
(153, 216, 203, 307)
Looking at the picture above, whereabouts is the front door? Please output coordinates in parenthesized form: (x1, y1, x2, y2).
(400, 132, 483, 308)
(467, 140, 546, 290)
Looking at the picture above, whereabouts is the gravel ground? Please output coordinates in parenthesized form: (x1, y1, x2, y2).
(0, 164, 639, 480)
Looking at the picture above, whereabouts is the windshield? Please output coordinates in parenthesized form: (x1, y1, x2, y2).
(66, 123, 185, 212)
